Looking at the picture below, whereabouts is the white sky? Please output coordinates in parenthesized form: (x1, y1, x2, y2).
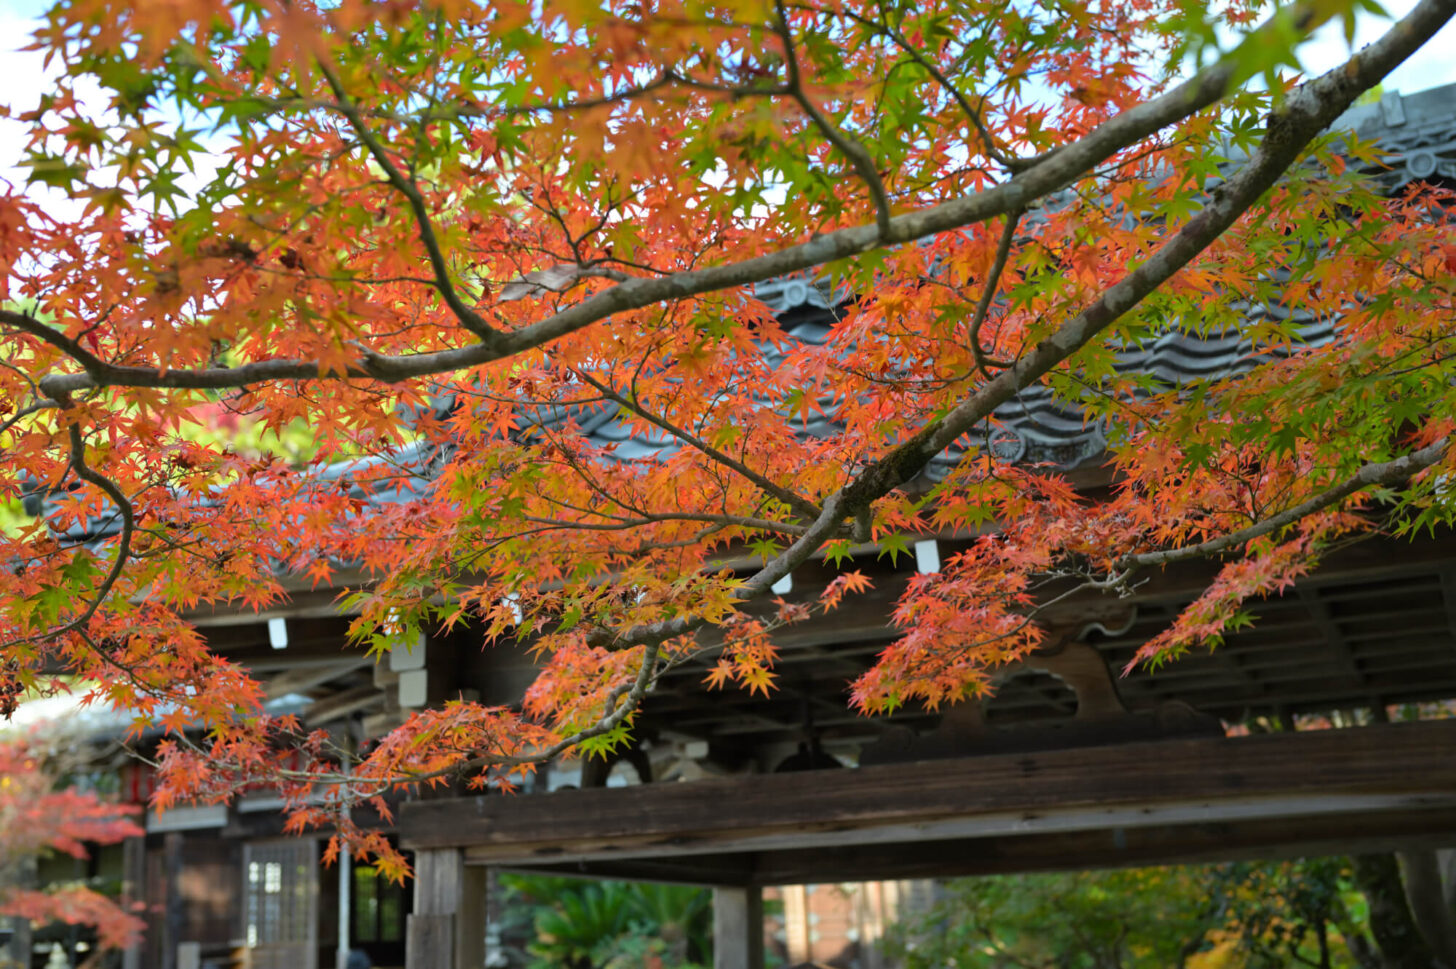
(1295, 0, 1456, 91)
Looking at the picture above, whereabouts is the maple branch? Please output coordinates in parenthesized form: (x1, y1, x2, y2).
(863, 577, 1117, 697)
(571, 369, 824, 520)
(0, 399, 59, 440)
(30, 4, 1314, 400)
(61, 424, 134, 631)
(1121, 437, 1451, 569)
(583, 0, 1455, 657)
(773, 0, 894, 236)
(967, 208, 1021, 374)
(348, 610, 797, 796)
(206, 70, 692, 125)
(349, 640, 668, 792)
(15, 5, 1448, 758)
(523, 513, 809, 537)
(315, 62, 503, 347)
(0, 308, 114, 393)
(836, 0, 1456, 514)
(790, 0, 1017, 171)
(0, 423, 138, 655)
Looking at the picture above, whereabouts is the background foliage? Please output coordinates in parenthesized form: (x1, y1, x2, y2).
(497, 875, 713, 969)
(882, 858, 1393, 969)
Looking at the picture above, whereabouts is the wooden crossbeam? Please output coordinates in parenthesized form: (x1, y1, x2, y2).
(304, 685, 385, 726)
(515, 804, 1456, 887)
(400, 721, 1456, 881)
(263, 657, 372, 699)
(749, 805, 1456, 885)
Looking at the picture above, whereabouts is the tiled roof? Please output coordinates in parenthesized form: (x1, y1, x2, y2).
(741, 82, 1456, 471)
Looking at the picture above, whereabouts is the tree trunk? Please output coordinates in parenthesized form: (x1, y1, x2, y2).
(1442, 849, 1456, 920)
(1398, 850, 1456, 967)
(1353, 853, 1438, 969)
(1397, 849, 1456, 960)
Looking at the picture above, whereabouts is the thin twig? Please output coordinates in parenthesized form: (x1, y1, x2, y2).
(572, 367, 825, 520)
(316, 61, 502, 346)
(773, 0, 894, 237)
(967, 208, 1022, 374)
(1121, 437, 1450, 569)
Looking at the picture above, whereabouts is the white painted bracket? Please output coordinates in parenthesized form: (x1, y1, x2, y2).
(914, 539, 941, 574)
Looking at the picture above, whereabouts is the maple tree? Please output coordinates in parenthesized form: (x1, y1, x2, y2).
(0, 731, 144, 955)
(0, 0, 1454, 876)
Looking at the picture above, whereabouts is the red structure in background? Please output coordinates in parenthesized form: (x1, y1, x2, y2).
(765, 882, 936, 968)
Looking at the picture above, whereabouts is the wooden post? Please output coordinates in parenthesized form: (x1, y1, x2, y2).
(713, 886, 764, 969)
(407, 849, 488, 969)
(782, 885, 809, 963)
(407, 849, 459, 969)
(337, 751, 354, 969)
(120, 835, 145, 969)
(163, 832, 183, 969)
(457, 864, 487, 969)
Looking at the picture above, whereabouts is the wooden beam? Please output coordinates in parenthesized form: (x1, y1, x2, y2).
(749, 805, 1456, 884)
(265, 657, 372, 700)
(494, 803, 1456, 886)
(498, 801, 1456, 885)
(455, 791, 1454, 868)
(304, 685, 385, 726)
(400, 722, 1456, 872)
(495, 854, 756, 887)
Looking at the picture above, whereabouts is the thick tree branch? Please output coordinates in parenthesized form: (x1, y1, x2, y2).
(0, 309, 113, 392)
(837, 0, 1456, 514)
(584, 0, 1455, 652)
(24, 5, 1323, 400)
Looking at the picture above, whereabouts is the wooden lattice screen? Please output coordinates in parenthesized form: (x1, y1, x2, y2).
(242, 839, 318, 969)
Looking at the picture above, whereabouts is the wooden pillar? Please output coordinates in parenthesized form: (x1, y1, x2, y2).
(406, 849, 487, 969)
(120, 835, 146, 969)
(458, 863, 487, 969)
(162, 832, 183, 969)
(713, 886, 764, 969)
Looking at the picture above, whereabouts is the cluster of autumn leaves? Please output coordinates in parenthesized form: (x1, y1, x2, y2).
(0, 734, 143, 951)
